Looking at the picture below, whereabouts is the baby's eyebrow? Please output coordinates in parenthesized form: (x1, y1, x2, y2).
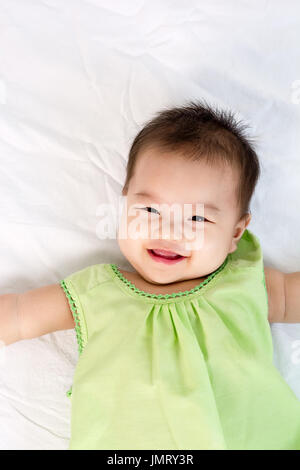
(134, 191, 154, 198)
(200, 203, 221, 213)
(133, 192, 221, 213)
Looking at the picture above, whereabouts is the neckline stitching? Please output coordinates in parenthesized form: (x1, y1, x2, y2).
(107, 256, 230, 303)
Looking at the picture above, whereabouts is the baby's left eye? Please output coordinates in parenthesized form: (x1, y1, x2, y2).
(190, 215, 208, 222)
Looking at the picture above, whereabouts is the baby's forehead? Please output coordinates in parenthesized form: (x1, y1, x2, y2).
(136, 147, 239, 179)
(132, 153, 239, 206)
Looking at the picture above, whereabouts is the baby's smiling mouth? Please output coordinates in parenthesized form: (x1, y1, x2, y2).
(147, 248, 188, 264)
(150, 249, 183, 259)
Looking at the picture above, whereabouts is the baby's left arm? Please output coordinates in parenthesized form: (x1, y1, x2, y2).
(264, 266, 300, 323)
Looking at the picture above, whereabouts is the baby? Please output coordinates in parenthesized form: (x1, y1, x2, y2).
(1, 100, 300, 450)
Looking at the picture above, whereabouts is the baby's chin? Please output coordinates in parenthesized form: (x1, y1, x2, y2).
(139, 271, 184, 286)
(134, 256, 190, 285)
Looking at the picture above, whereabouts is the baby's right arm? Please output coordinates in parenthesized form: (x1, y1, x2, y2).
(0, 284, 75, 346)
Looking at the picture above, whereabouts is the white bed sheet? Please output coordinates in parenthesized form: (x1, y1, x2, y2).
(0, 0, 300, 449)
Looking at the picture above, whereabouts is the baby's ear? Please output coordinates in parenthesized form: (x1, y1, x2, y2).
(244, 212, 252, 228)
(237, 212, 252, 233)
(228, 213, 252, 253)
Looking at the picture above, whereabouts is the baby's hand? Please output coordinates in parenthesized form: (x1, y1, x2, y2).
(264, 267, 300, 323)
(0, 284, 75, 346)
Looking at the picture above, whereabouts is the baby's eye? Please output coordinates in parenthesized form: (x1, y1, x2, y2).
(140, 208, 210, 221)
(190, 215, 209, 222)
(141, 206, 160, 215)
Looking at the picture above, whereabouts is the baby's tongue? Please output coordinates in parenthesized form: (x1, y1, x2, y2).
(152, 249, 181, 259)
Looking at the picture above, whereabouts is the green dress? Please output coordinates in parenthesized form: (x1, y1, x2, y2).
(60, 229, 300, 450)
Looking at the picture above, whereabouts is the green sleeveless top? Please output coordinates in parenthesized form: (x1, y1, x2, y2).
(60, 229, 300, 450)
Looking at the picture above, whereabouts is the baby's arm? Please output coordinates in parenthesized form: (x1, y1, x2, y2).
(264, 266, 300, 323)
(0, 284, 75, 346)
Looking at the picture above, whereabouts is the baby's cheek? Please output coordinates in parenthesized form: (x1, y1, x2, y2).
(117, 231, 141, 261)
(124, 213, 150, 241)
(184, 231, 205, 252)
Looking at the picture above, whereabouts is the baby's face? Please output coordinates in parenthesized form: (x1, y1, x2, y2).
(117, 146, 251, 285)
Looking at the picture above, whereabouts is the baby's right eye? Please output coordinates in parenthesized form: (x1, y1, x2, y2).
(141, 206, 160, 215)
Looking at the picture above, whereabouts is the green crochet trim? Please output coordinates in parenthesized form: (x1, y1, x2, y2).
(110, 256, 229, 300)
(60, 279, 84, 355)
(60, 279, 85, 399)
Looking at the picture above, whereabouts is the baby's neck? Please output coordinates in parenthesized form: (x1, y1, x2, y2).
(117, 268, 208, 296)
